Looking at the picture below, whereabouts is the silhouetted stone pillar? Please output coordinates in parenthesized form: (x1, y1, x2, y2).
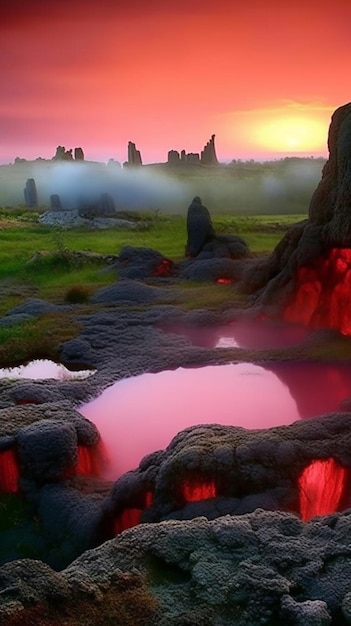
(50, 194, 62, 211)
(201, 135, 219, 165)
(127, 142, 142, 166)
(74, 147, 84, 160)
(24, 179, 38, 208)
(185, 196, 216, 256)
(98, 193, 116, 216)
(167, 150, 180, 165)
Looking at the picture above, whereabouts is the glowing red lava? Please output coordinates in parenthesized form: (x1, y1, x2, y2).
(216, 277, 232, 284)
(182, 480, 217, 502)
(284, 248, 351, 335)
(298, 457, 346, 521)
(113, 490, 154, 535)
(153, 258, 173, 277)
(0, 449, 20, 493)
(71, 443, 107, 477)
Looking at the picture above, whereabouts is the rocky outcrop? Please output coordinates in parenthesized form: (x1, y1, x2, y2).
(185, 196, 249, 260)
(23, 178, 38, 208)
(167, 135, 218, 166)
(201, 134, 218, 165)
(53, 146, 73, 161)
(241, 102, 351, 335)
(5, 509, 351, 624)
(126, 141, 142, 166)
(74, 147, 84, 160)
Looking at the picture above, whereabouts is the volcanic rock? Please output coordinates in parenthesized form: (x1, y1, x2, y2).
(241, 102, 351, 334)
(185, 196, 249, 260)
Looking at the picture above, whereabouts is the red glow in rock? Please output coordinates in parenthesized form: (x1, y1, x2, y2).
(0, 449, 19, 493)
(113, 508, 142, 535)
(113, 490, 154, 535)
(299, 457, 346, 521)
(153, 258, 173, 277)
(74, 443, 107, 477)
(284, 248, 351, 335)
(182, 480, 217, 502)
(216, 277, 232, 284)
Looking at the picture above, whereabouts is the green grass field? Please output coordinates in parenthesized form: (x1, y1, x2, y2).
(0, 209, 305, 366)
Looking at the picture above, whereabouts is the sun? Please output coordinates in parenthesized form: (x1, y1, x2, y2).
(254, 115, 327, 152)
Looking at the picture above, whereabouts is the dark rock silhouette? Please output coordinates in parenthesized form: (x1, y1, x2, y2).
(167, 135, 218, 166)
(23, 178, 38, 208)
(50, 194, 62, 211)
(97, 193, 115, 216)
(185, 196, 249, 260)
(185, 196, 216, 256)
(53, 146, 73, 161)
(126, 141, 142, 166)
(201, 134, 219, 165)
(167, 149, 181, 165)
(241, 102, 351, 333)
(74, 147, 84, 160)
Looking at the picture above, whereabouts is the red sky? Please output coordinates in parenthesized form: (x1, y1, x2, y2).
(1, 0, 350, 164)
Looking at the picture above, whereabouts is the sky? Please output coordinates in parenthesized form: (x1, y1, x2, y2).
(1, 0, 351, 164)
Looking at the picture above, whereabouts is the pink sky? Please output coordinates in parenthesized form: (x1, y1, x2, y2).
(1, 0, 351, 164)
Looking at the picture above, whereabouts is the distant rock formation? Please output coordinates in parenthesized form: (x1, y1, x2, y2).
(50, 194, 62, 211)
(23, 178, 38, 208)
(74, 147, 84, 160)
(53, 146, 73, 161)
(97, 193, 116, 216)
(201, 134, 218, 165)
(167, 135, 218, 166)
(126, 141, 142, 167)
(53, 146, 85, 161)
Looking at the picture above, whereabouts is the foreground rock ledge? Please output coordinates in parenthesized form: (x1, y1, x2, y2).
(2, 509, 351, 625)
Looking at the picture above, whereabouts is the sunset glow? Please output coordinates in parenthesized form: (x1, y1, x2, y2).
(1, 0, 350, 163)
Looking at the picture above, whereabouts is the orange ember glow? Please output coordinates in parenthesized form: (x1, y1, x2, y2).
(0, 449, 20, 493)
(216, 278, 232, 285)
(182, 480, 217, 502)
(299, 458, 346, 521)
(284, 248, 351, 335)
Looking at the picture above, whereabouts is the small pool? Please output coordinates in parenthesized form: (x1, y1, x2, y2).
(81, 360, 350, 480)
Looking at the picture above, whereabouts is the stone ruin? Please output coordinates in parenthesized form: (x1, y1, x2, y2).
(126, 141, 142, 167)
(52, 146, 85, 161)
(241, 102, 351, 337)
(167, 134, 219, 166)
(23, 178, 38, 208)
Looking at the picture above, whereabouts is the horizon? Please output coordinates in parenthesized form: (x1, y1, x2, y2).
(1, 1, 350, 165)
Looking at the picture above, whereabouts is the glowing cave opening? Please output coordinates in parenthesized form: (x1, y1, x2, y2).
(299, 458, 347, 521)
(284, 247, 351, 335)
(0, 449, 19, 493)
